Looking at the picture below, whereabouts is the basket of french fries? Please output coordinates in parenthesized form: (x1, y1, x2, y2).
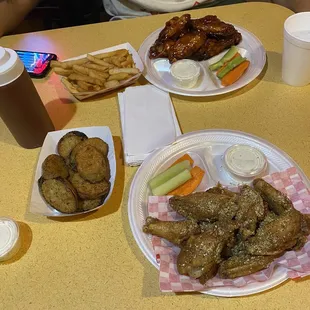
(51, 43, 144, 100)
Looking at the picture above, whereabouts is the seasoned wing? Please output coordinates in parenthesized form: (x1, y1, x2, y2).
(168, 31, 206, 63)
(245, 210, 303, 256)
(169, 192, 238, 221)
(253, 178, 294, 215)
(177, 221, 238, 284)
(191, 15, 237, 37)
(236, 185, 267, 240)
(142, 217, 200, 246)
(206, 183, 239, 199)
(219, 255, 276, 279)
(192, 33, 242, 61)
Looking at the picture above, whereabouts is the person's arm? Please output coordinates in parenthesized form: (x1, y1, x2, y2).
(292, 0, 310, 12)
(0, 0, 39, 37)
(273, 0, 310, 12)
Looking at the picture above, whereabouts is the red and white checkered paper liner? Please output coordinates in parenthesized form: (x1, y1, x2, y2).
(147, 167, 310, 292)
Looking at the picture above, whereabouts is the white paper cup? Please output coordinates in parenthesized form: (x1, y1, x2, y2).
(282, 12, 310, 86)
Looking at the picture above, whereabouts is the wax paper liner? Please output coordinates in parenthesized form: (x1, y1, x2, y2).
(147, 167, 310, 292)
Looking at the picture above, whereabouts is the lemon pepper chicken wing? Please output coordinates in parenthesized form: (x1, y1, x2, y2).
(177, 221, 239, 284)
(253, 178, 294, 215)
(219, 255, 277, 279)
(169, 192, 239, 221)
(245, 210, 304, 256)
(236, 185, 267, 240)
(142, 217, 200, 246)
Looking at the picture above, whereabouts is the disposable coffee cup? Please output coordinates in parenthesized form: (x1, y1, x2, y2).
(282, 12, 310, 87)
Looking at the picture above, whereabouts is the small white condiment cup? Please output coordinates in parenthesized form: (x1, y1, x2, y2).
(282, 12, 310, 86)
(170, 59, 201, 88)
(224, 144, 267, 180)
(0, 217, 21, 262)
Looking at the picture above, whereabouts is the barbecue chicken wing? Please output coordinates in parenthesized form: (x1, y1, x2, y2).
(177, 221, 238, 284)
(192, 33, 242, 61)
(168, 32, 206, 63)
(142, 217, 200, 246)
(149, 14, 190, 59)
(149, 14, 242, 63)
(191, 15, 237, 37)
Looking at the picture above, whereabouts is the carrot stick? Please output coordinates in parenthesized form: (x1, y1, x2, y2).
(170, 154, 194, 167)
(221, 60, 250, 86)
(168, 166, 205, 196)
(216, 53, 241, 76)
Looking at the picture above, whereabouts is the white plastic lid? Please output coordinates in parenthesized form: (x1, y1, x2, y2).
(0, 217, 19, 258)
(224, 144, 267, 178)
(284, 12, 310, 49)
(170, 59, 200, 88)
(0, 47, 24, 87)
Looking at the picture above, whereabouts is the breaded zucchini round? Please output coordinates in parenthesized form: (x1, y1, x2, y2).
(75, 145, 109, 183)
(57, 131, 88, 159)
(69, 172, 110, 200)
(38, 177, 78, 213)
(42, 154, 69, 179)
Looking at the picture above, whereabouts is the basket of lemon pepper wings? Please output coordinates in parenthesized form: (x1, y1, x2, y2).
(143, 167, 310, 293)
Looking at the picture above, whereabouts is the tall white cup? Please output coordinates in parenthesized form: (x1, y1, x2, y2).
(282, 12, 310, 87)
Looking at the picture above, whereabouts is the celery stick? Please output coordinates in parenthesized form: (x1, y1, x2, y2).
(149, 160, 191, 190)
(209, 46, 238, 71)
(152, 169, 192, 196)
(217, 56, 246, 79)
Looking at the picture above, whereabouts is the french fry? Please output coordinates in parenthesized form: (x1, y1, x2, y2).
(73, 65, 90, 76)
(53, 67, 73, 76)
(109, 68, 139, 75)
(51, 60, 66, 69)
(62, 58, 88, 69)
(89, 70, 107, 82)
(121, 56, 134, 68)
(104, 80, 120, 88)
(87, 54, 114, 68)
(62, 78, 78, 93)
(108, 72, 129, 81)
(77, 87, 86, 92)
(68, 73, 103, 86)
(83, 63, 109, 72)
(94, 49, 128, 59)
(111, 56, 126, 67)
(117, 49, 129, 58)
(77, 80, 92, 91)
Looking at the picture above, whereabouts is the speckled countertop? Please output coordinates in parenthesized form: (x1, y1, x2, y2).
(1, 3, 310, 309)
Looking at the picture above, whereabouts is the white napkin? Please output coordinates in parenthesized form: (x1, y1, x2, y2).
(118, 85, 182, 166)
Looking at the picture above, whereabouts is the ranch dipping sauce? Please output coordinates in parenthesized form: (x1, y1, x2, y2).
(224, 144, 267, 179)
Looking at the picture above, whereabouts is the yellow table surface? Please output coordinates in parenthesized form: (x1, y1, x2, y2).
(1, 2, 310, 309)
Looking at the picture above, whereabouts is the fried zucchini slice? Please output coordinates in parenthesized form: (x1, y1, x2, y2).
(69, 138, 109, 170)
(77, 197, 105, 212)
(75, 145, 108, 183)
(38, 177, 78, 213)
(57, 131, 88, 159)
(69, 173, 110, 200)
(42, 154, 69, 179)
